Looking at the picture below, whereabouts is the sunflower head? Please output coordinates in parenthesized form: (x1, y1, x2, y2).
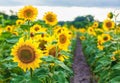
(6, 25, 14, 32)
(30, 24, 41, 33)
(80, 36, 85, 40)
(43, 12, 58, 26)
(87, 27, 96, 36)
(16, 19, 25, 25)
(57, 32, 70, 51)
(97, 45, 104, 50)
(18, 5, 38, 21)
(103, 19, 115, 31)
(107, 12, 113, 19)
(92, 21, 99, 28)
(79, 28, 86, 33)
(11, 38, 42, 71)
(101, 34, 111, 43)
(46, 44, 67, 61)
(0, 28, 3, 35)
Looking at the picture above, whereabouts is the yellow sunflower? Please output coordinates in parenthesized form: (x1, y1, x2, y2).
(45, 44, 68, 62)
(57, 31, 70, 51)
(107, 12, 113, 19)
(43, 11, 58, 26)
(79, 28, 86, 33)
(111, 56, 116, 61)
(101, 34, 111, 43)
(80, 36, 85, 40)
(18, 5, 38, 21)
(0, 28, 3, 35)
(16, 19, 25, 25)
(97, 45, 104, 50)
(87, 27, 96, 36)
(30, 24, 41, 33)
(5, 25, 15, 32)
(103, 19, 115, 31)
(11, 38, 43, 71)
(92, 21, 99, 28)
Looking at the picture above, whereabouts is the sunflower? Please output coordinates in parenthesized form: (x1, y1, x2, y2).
(87, 27, 96, 36)
(97, 45, 104, 50)
(18, 5, 38, 21)
(16, 19, 25, 25)
(5, 25, 15, 32)
(11, 38, 42, 71)
(107, 12, 113, 19)
(30, 24, 41, 33)
(45, 44, 68, 61)
(111, 56, 116, 61)
(101, 34, 111, 43)
(0, 28, 3, 35)
(43, 12, 58, 26)
(57, 31, 70, 51)
(80, 36, 85, 40)
(103, 19, 115, 31)
(79, 28, 86, 33)
(92, 21, 99, 28)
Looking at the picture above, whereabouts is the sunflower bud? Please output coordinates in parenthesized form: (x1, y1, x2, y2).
(107, 12, 113, 19)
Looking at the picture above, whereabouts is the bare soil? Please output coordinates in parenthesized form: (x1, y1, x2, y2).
(70, 37, 96, 83)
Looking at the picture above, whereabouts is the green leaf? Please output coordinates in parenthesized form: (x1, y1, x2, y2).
(112, 62, 120, 70)
(6, 37, 19, 43)
(55, 60, 72, 74)
(109, 76, 120, 83)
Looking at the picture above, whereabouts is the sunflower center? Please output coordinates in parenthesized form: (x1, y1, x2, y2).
(24, 9, 33, 18)
(59, 34, 67, 44)
(17, 45, 35, 63)
(46, 14, 55, 22)
(39, 40, 47, 50)
(103, 36, 108, 41)
(30, 32, 34, 38)
(49, 47, 56, 57)
(106, 22, 112, 28)
(34, 27, 39, 31)
(7, 28, 11, 31)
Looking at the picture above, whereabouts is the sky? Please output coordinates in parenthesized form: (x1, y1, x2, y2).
(0, 0, 119, 21)
(0, 0, 120, 7)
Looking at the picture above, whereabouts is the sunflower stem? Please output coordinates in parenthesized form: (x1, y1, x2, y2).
(30, 68, 33, 78)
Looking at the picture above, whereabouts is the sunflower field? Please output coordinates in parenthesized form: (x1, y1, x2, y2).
(0, 5, 77, 83)
(79, 12, 120, 82)
(0, 5, 120, 83)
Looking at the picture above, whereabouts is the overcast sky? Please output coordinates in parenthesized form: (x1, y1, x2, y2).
(0, 0, 120, 7)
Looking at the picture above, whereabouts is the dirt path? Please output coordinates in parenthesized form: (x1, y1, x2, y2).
(70, 37, 96, 83)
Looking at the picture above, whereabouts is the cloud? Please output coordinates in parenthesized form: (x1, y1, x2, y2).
(0, 0, 120, 7)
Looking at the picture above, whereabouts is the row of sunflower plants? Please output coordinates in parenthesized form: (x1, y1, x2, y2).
(79, 12, 120, 82)
(0, 5, 77, 83)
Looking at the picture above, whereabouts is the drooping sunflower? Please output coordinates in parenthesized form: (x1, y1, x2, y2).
(43, 11, 58, 26)
(18, 5, 38, 21)
(57, 31, 70, 51)
(11, 38, 42, 71)
(103, 19, 115, 31)
(97, 35, 104, 50)
(45, 44, 68, 62)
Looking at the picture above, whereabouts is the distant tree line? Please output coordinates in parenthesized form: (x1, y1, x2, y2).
(58, 15, 94, 28)
(0, 12, 95, 28)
